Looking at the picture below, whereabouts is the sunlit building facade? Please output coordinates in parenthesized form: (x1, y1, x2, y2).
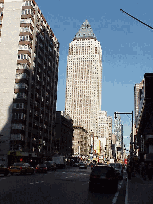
(65, 20, 102, 142)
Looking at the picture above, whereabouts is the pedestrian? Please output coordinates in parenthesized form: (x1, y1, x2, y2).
(148, 162, 152, 180)
(127, 165, 131, 180)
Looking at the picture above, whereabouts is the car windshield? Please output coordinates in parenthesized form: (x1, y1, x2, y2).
(48, 161, 55, 164)
(115, 164, 121, 168)
(39, 164, 46, 167)
(92, 166, 110, 174)
(25, 163, 30, 167)
(45, 162, 54, 165)
(13, 163, 24, 166)
(109, 163, 115, 167)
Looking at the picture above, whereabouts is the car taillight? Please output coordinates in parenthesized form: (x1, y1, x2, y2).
(20, 167, 22, 170)
(36, 167, 38, 169)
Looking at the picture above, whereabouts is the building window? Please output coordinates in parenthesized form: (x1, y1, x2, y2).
(14, 83, 28, 89)
(18, 54, 28, 60)
(13, 103, 24, 109)
(12, 124, 24, 130)
(19, 35, 29, 41)
(24, 1, 32, 6)
(15, 92, 27, 99)
(14, 113, 25, 120)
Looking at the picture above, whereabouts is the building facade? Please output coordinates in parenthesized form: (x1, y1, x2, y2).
(55, 111, 73, 157)
(134, 73, 153, 163)
(65, 20, 102, 153)
(97, 111, 112, 158)
(73, 126, 90, 157)
(114, 115, 123, 161)
(134, 79, 144, 127)
(0, 0, 59, 166)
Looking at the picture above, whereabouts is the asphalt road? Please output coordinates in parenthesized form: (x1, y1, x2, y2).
(0, 167, 127, 204)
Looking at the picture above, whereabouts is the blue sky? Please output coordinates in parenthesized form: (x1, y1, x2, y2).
(36, 0, 153, 152)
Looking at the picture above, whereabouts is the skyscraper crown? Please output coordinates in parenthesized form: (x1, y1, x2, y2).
(73, 20, 96, 40)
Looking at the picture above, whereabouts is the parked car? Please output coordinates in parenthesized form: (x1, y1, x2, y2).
(89, 165, 118, 193)
(35, 164, 47, 173)
(44, 161, 56, 171)
(0, 164, 9, 176)
(79, 162, 87, 169)
(9, 163, 35, 175)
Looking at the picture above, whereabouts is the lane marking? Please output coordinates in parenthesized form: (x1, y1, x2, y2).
(112, 191, 119, 204)
(118, 180, 123, 190)
(112, 180, 123, 204)
(35, 182, 39, 183)
(41, 181, 44, 183)
(30, 183, 34, 184)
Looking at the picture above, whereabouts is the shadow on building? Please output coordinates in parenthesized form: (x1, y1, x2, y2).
(0, 26, 59, 167)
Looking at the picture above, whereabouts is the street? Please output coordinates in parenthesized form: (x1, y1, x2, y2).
(0, 167, 127, 204)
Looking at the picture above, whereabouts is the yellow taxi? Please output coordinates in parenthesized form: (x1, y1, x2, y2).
(9, 162, 35, 175)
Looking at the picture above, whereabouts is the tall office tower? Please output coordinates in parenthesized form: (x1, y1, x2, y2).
(114, 115, 123, 159)
(0, 0, 59, 166)
(65, 20, 102, 139)
(114, 115, 122, 143)
(98, 111, 109, 138)
(98, 111, 112, 158)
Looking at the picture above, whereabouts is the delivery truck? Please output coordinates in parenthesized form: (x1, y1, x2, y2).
(52, 156, 65, 168)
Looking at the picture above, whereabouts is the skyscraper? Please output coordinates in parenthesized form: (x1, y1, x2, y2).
(65, 20, 102, 139)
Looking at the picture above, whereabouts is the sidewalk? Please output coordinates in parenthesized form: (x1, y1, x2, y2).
(126, 172, 153, 204)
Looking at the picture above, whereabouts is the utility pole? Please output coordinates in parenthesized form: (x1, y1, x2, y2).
(114, 111, 133, 164)
(120, 9, 153, 30)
